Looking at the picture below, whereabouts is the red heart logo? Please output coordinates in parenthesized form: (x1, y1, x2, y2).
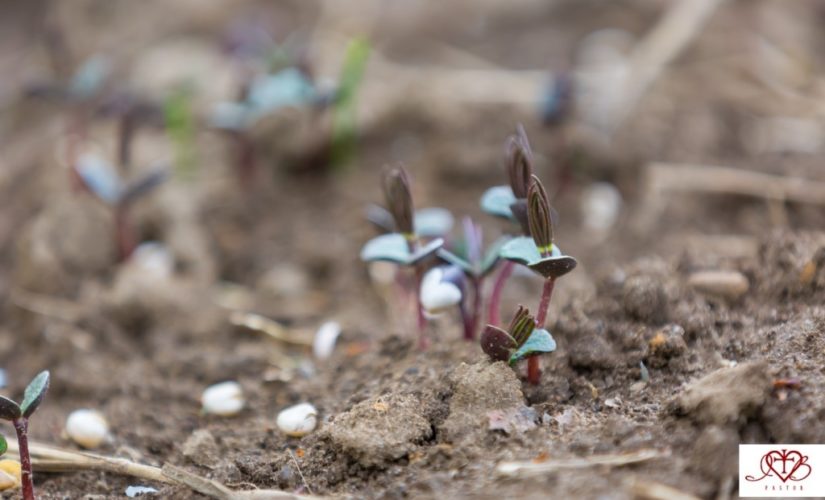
(764, 450, 811, 483)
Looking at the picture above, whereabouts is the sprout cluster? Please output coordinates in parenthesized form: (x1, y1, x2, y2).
(360, 126, 577, 384)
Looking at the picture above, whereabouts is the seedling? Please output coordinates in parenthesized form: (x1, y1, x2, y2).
(481, 305, 556, 366)
(480, 125, 542, 325)
(498, 175, 577, 384)
(163, 84, 198, 180)
(436, 217, 509, 340)
(209, 59, 326, 185)
(360, 166, 443, 347)
(73, 153, 168, 261)
(25, 54, 113, 182)
(0, 371, 50, 500)
(331, 37, 370, 168)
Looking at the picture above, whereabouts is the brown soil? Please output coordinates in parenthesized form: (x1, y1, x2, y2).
(2, 1, 825, 499)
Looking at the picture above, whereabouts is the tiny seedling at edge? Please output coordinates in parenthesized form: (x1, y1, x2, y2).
(0, 371, 51, 500)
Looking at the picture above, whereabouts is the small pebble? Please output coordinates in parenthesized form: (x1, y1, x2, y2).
(276, 403, 318, 437)
(313, 321, 341, 360)
(688, 270, 749, 300)
(65, 409, 110, 449)
(0, 460, 20, 490)
(201, 381, 244, 416)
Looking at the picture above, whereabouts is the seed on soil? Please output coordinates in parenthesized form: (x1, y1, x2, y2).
(125, 485, 159, 497)
(276, 403, 318, 437)
(687, 270, 749, 300)
(313, 321, 341, 360)
(201, 381, 245, 416)
(65, 409, 110, 449)
(581, 181, 622, 233)
(130, 242, 174, 278)
(0, 460, 21, 490)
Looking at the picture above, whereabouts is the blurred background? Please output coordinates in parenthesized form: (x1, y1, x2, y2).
(1, 0, 825, 497)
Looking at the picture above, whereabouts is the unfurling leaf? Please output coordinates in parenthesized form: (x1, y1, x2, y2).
(21, 370, 50, 418)
(509, 329, 557, 365)
(383, 166, 415, 237)
(0, 396, 21, 421)
(481, 325, 517, 362)
(506, 125, 534, 199)
(527, 176, 553, 255)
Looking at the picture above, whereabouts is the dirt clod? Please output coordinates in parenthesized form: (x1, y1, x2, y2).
(325, 393, 433, 467)
(181, 429, 220, 468)
(670, 361, 771, 426)
(440, 361, 526, 443)
(622, 275, 668, 324)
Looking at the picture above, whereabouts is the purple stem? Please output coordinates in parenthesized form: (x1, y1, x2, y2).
(488, 261, 515, 326)
(14, 418, 35, 500)
(528, 277, 556, 385)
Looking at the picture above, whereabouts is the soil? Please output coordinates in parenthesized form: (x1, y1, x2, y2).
(2, 1, 825, 499)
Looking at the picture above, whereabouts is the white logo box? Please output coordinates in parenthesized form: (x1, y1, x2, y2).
(739, 445, 825, 497)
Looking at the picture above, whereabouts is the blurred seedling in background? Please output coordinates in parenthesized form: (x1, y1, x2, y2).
(498, 175, 577, 384)
(72, 150, 168, 261)
(481, 305, 556, 369)
(211, 33, 370, 183)
(361, 166, 443, 348)
(330, 37, 370, 169)
(210, 41, 330, 185)
(0, 371, 50, 500)
(435, 217, 509, 340)
(24, 48, 113, 176)
(163, 83, 198, 180)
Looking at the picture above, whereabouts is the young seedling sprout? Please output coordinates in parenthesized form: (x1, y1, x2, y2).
(481, 305, 556, 368)
(0, 371, 50, 500)
(73, 153, 168, 260)
(497, 175, 577, 384)
(436, 217, 509, 340)
(480, 125, 536, 325)
(361, 166, 444, 348)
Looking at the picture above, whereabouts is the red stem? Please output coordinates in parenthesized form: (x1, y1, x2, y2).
(488, 261, 514, 326)
(528, 278, 556, 385)
(14, 418, 35, 500)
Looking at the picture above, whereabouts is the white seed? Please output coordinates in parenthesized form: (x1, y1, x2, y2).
(276, 403, 318, 437)
(201, 381, 244, 416)
(420, 267, 462, 315)
(65, 409, 110, 449)
(130, 242, 174, 278)
(313, 321, 341, 360)
(581, 182, 622, 232)
(125, 485, 159, 497)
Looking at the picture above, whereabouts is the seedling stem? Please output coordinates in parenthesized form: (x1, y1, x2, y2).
(488, 261, 514, 326)
(13, 418, 34, 500)
(529, 277, 556, 384)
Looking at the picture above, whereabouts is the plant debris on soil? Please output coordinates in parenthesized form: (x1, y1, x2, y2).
(2, 1, 825, 499)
